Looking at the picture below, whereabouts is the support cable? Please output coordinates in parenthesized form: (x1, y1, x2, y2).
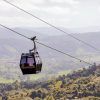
(2, 0, 100, 52)
(0, 23, 93, 66)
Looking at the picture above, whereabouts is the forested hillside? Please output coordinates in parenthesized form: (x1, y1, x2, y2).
(0, 64, 100, 100)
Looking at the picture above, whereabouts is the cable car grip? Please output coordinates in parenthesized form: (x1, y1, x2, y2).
(29, 36, 37, 53)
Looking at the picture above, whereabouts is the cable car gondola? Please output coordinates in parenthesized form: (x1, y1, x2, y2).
(20, 36, 42, 75)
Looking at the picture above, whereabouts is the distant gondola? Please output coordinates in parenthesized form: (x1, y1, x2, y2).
(20, 36, 42, 75)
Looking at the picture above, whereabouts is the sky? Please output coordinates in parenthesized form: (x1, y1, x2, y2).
(0, 0, 100, 28)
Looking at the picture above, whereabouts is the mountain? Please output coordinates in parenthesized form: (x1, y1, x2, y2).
(71, 26, 100, 33)
(0, 27, 100, 99)
(0, 27, 100, 80)
(1, 63, 100, 100)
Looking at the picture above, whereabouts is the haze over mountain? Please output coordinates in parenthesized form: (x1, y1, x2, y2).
(0, 27, 100, 81)
(1, 26, 100, 38)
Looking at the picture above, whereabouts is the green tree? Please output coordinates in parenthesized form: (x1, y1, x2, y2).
(44, 96, 55, 100)
(34, 97, 42, 100)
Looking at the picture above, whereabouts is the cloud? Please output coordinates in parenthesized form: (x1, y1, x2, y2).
(1, 0, 100, 28)
(98, 7, 100, 11)
(37, 6, 70, 15)
(30, 0, 79, 9)
(49, 0, 79, 4)
(0, 0, 74, 27)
